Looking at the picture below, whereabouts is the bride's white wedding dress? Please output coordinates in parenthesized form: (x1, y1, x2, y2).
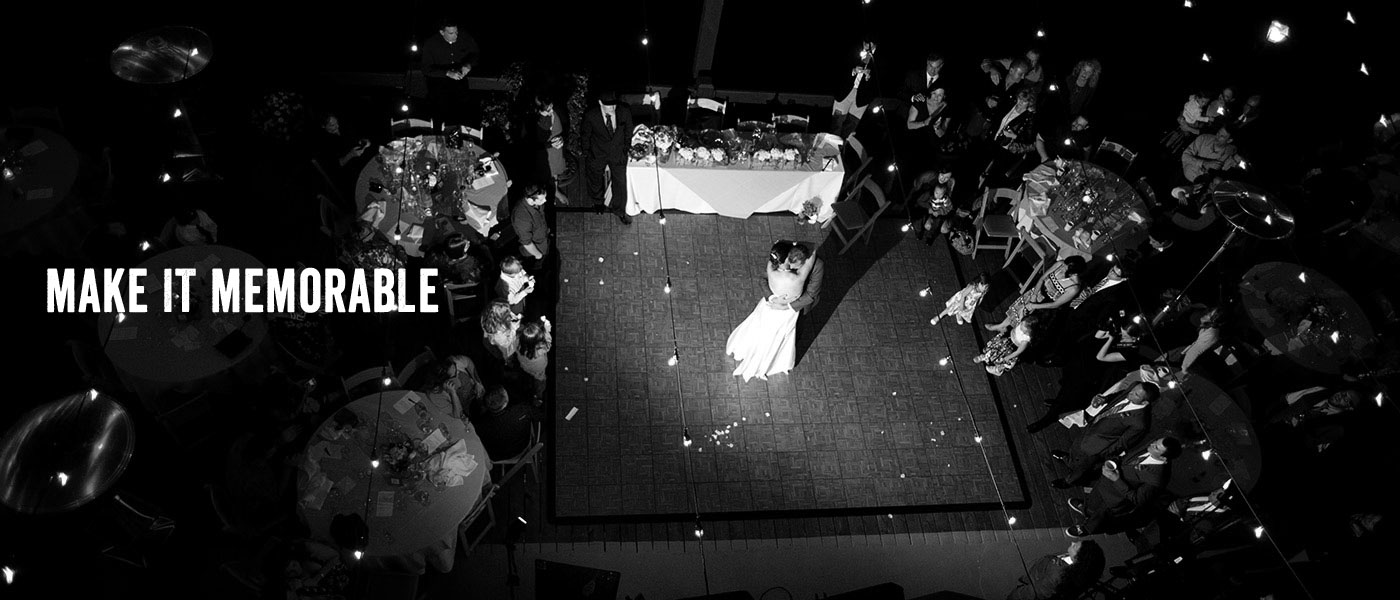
(726, 258, 813, 381)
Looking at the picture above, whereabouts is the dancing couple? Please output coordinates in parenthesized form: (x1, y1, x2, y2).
(725, 241, 824, 381)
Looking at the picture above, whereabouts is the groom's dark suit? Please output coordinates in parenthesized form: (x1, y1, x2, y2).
(788, 258, 824, 315)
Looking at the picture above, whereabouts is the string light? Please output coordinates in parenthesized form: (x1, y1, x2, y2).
(1239, 159, 1249, 170)
(1253, 525, 1266, 539)
(919, 287, 930, 297)
(886, 164, 896, 172)
(517, 516, 528, 524)
(641, 36, 649, 46)
(382, 376, 392, 387)
(1106, 253, 1116, 262)
(1201, 53, 1211, 62)
(1063, 138, 1073, 146)
(1298, 272, 1308, 283)
(116, 312, 127, 324)
(89, 389, 99, 400)
(871, 105, 882, 114)
(659, 216, 667, 225)
(56, 472, 69, 486)
(664, 278, 672, 294)
(400, 103, 410, 112)
(1132, 315, 1143, 324)
(1201, 449, 1213, 460)
(190, 47, 199, 57)
(973, 435, 983, 444)
(1266, 20, 1290, 44)
(3, 567, 13, 585)
(1007, 516, 1017, 525)
(1346, 11, 1355, 24)
(1376, 392, 1385, 407)
(172, 107, 182, 118)
(160, 172, 172, 183)
(1047, 83, 1058, 92)
(668, 350, 679, 366)
(938, 356, 950, 366)
(901, 222, 912, 232)
(682, 428, 693, 447)
(1168, 380, 1179, 389)
(1223, 478, 1233, 490)
(693, 516, 705, 538)
(410, 43, 418, 52)
(1330, 331, 1340, 344)
(353, 550, 364, 560)
(1360, 63, 1369, 76)
(1035, 27, 1045, 38)
(1183, 0, 1193, 7)
(370, 459, 380, 469)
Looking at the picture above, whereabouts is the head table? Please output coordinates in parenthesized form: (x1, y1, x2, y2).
(624, 129, 845, 221)
(1015, 160, 1148, 259)
(97, 245, 272, 406)
(354, 136, 510, 257)
(297, 390, 489, 573)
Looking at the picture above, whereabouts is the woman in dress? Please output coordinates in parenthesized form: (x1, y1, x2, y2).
(932, 273, 990, 325)
(725, 241, 816, 381)
(516, 316, 552, 405)
(975, 311, 1046, 376)
(986, 256, 1087, 333)
(480, 299, 521, 368)
(904, 87, 952, 168)
(1064, 60, 1102, 117)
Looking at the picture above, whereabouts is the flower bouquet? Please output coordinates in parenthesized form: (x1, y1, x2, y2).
(797, 198, 820, 224)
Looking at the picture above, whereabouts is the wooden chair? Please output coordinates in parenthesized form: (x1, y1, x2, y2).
(971, 187, 1022, 260)
(396, 346, 438, 388)
(458, 480, 498, 556)
(1004, 233, 1055, 293)
(825, 176, 890, 255)
(1093, 138, 1138, 176)
(491, 422, 544, 484)
(341, 365, 396, 400)
(772, 113, 810, 134)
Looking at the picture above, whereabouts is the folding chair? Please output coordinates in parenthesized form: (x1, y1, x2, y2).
(458, 480, 498, 556)
(443, 281, 484, 324)
(772, 113, 810, 134)
(389, 117, 436, 138)
(1004, 232, 1055, 293)
(825, 176, 890, 255)
(341, 365, 396, 400)
(491, 422, 544, 484)
(1093, 138, 1138, 177)
(839, 153, 873, 200)
(971, 187, 1022, 260)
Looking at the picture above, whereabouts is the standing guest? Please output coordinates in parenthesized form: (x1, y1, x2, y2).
(1007, 540, 1105, 600)
(160, 208, 218, 247)
(1067, 437, 1181, 537)
(904, 87, 952, 168)
(581, 89, 634, 224)
(903, 52, 951, 105)
(1234, 94, 1264, 130)
(480, 300, 521, 368)
(471, 386, 543, 461)
(831, 41, 878, 138)
(975, 312, 1046, 376)
(523, 95, 570, 204)
(421, 18, 480, 127)
(494, 256, 535, 315)
(1233, 95, 1268, 157)
(982, 49, 1046, 94)
(1048, 255, 1138, 359)
(1169, 307, 1224, 374)
(986, 256, 1086, 333)
(990, 88, 1050, 185)
(310, 113, 370, 197)
(932, 273, 990, 326)
(516, 316, 552, 406)
(1051, 381, 1159, 488)
(1181, 127, 1241, 183)
(511, 183, 551, 271)
(416, 355, 486, 422)
(1063, 60, 1102, 117)
(985, 58, 1035, 104)
(1028, 324, 1158, 434)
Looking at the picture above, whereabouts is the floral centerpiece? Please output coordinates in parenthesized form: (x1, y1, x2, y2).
(380, 435, 425, 478)
(797, 198, 820, 224)
(1288, 297, 1350, 347)
(1048, 161, 1136, 238)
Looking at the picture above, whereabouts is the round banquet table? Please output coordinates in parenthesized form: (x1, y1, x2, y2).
(1015, 160, 1148, 259)
(1238, 261, 1374, 375)
(97, 245, 272, 405)
(1147, 374, 1261, 497)
(354, 137, 509, 257)
(1, 127, 79, 235)
(0, 391, 135, 514)
(297, 390, 489, 573)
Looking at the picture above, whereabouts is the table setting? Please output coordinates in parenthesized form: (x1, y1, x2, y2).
(625, 126, 845, 220)
(354, 135, 510, 256)
(1016, 159, 1148, 258)
(298, 390, 488, 573)
(1238, 261, 1375, 374)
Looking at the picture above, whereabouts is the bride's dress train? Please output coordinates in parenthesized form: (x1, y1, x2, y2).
(726, 257, 811, 381)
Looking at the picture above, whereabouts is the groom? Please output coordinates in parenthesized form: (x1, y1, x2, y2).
(781, 242, 824, 315)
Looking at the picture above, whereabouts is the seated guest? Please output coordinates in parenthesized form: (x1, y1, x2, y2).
(480, 299, 521, 368)
(1067, 436, 1181, 537)
(160, 208, 219, 247)
(1055, 115, 1101, 160)
(414, 355, 486, 421)
(1166, 307, 1224, 375)
(914, 182, 954, 244)
(1052, 252, 1140, 355)
(471, 385, 543, 461)
(1162, 92, 1213, 155)
(1007, 540, 1105, 600)
(311, 112, 370, 188)
(986, 256, 1086, 333)
(1181, 127, 1241, 183)
(494, 256, 535, 315)
(511, 183, 552, 270)
(975, 311, 1047, 376)
(1062, 60, 1102, 117)
(1051, 381, 1159, 488)
(424, 232, 484, 287)
(516, 316, 552, 405)
(1031, 319, 1157, 434)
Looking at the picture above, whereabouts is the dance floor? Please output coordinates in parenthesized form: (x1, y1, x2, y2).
(550, 213, 1028, 521)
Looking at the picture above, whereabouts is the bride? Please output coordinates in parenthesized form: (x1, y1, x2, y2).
(726, 241, 816, 381)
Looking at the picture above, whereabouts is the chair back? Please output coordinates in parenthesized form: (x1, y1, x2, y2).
(976, 187, 1021, 223)
(772, 113, 810, 134)
(443, 281, 484, 323)
(1094, 138, 1138, 176)
(691, 97, 727, 114)
(686, 97, 727, 129)
(839, 156, 874, 199)
(1134, 176, 1159, 209)
(342, 365, 396, 399)
(396, 346, 438, 388)
(389, 117, 436, 138)
(459, 480, 498, 555)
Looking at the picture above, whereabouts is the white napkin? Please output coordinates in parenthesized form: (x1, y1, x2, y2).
(360, 200, 387, 228)
(1059, 410, 1087, 428)
(300, 472, 333, 510)
(425, 439, 477, 488)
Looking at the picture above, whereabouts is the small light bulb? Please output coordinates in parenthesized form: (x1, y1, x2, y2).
(401, 103, 410, 112)
(1132, 315, 1142, 324)
(659, 217, 667, 225)
(1106, 253, 1116, 262)
(172, 108, 182, 118)
(89, 389, 99, 400)
(56, 472, 69, 486)
(190, 47, 199, 57)
(641, 36, 649, 46)
(664, 283, 672, 294)
(871, 105, 882, 114)
(160, 172, 172, 183)
(973, 436, 983, 444)
(1239, 159, 1248, 170)
(1007, 516, 1017, 525)
(1035, 28, 1045, 38)
(1048, 83, 1058, 92)
(901, 223, 911, 232)
(370, 459, 380, 469)
(1063, 138, 1072, 146)
(1201, 449, 1212, 460)
(1223, 478, 1233, 490)
(919, 287, 930, 297)
(394, 232, 402, 242)
(382, 376, 392, 387)
(668, 353, 679, 366)
(1167, 380, 1178, 389)
(694, 527, 704, 538)
(1217, 105, 1226, 115)
(1346, 11, 1355, 24)
(862, 0, 870, 4)
(2, 566, 13, 584)
(1253, 526, 1265, 539)
(938, 356, 950, 366)
(353, 550, 364, 560)
(1183, 0, 1192, 7)
(410, 43, 418, 52)
(1201, 53, 1211, 62)
(887, 164, 896, 172)
(1298, 272, 1308, 283)
(116, 312, 127, 324)
(1376, 392, 1385, 407)
(1330, 331, 1340, 344)
(1361, 63, 1369, 76)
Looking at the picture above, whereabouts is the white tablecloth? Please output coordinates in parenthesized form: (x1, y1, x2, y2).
(626, 164, 843, 221)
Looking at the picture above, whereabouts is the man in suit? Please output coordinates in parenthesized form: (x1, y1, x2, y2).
(782, 242, 824, 316)
(580, 89, 633, 225)
(1046, 253, 1140, 363)
(902, 52, 950, 105)
(1051, 381, 1158, 488)
(1067, 436, 1180, 537)
(421, 18, 480, 127)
